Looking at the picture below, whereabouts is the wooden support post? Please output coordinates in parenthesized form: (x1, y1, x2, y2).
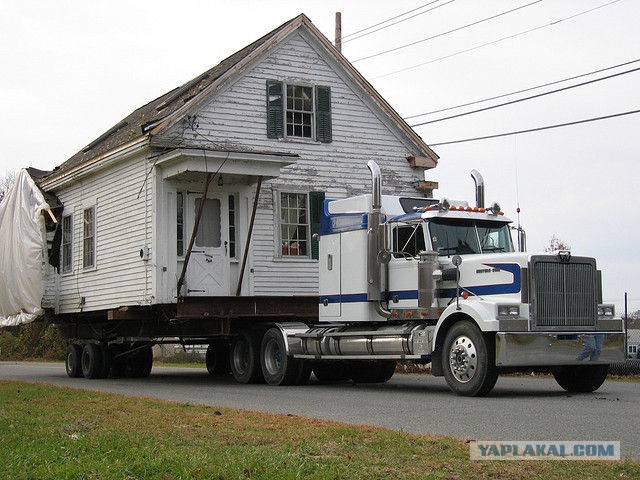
(236, 177, 262, 296)
(177, 172, 214, 297)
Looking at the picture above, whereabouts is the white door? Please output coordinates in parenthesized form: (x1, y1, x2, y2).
(185, 193, 230, 296)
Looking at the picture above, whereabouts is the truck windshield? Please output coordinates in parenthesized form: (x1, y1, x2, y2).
(427, 218, 514, 256)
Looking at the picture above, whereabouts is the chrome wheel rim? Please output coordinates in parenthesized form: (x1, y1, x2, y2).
(448, 335, 478, 383)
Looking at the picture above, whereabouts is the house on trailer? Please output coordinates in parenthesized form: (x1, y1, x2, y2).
(30, 14, 438, 324)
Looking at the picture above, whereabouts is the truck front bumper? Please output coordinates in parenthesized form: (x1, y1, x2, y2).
(495, 332, 625, 367)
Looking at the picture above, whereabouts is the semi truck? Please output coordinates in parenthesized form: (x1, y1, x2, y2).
(49, 161, 625, 395)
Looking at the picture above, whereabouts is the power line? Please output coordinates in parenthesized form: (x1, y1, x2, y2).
(343, 1, 442, 39)
(405, 58, 640, 120)
(352, 0, 542, 63)
(344, 1, 455, 43)
(373, 0, 623, 80)
(427, 109, 640, 146)
(409, 66, 640, 127)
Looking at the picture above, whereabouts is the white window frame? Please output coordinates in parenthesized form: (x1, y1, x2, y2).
(275, 190, 311, 259)
(285, 83, 315, 141)
(82, 206, 96, 270)
(61, 214, 73, 274)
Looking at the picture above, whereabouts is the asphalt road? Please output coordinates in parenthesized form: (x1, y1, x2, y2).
(1, 361, 638, 459)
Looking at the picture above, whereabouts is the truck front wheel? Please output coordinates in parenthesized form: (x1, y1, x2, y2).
(553, 365, 609, 393)
(442, 320, 498, 397)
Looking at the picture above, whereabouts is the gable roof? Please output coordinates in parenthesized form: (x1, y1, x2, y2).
(41, 14, 437, 186)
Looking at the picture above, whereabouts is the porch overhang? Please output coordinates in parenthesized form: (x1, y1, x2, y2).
(155, 148, 298, 182)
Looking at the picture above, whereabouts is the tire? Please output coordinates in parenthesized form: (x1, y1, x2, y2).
(109, 343, 128, 378)
(294, 360, 312, 385)
(206, 341, 231, 377)
(81, 343, 102, 379)
(97, 343, 111, 379)
(125, 344, 153, 378)
(442, 320, 498, 397)
(349, 360, 397, 384)
(553, 364, 609, 393)
(230, 332, 264, 384)
(312, 361, 351, 383)
(65, 344, 83, 378)
(260, 327, 302, 386)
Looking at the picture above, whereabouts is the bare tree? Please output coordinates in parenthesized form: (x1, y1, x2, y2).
(0, 170, 17, 203)
(545, 234, 570, 252)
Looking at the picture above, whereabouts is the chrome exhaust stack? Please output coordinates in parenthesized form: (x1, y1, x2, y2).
(470, 169, 484, 209)
(366, 161, 389, 304)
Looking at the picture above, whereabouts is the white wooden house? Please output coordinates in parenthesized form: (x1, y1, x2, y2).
(36, 14, 438, 320)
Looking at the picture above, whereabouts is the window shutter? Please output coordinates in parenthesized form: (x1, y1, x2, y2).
(309, 191, 325, 260)
(266, 80, 284, 139)
(315, 86, 332, 143)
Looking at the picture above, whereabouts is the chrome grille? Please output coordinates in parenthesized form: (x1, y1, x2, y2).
(531, 256, 597, 329)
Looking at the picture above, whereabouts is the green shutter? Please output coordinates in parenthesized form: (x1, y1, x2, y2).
(315, 86, 332, 143)
(266, 80, 284, 139)
(309, 191, 325, 260)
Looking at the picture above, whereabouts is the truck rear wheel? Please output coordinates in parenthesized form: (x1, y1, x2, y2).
(65, 344, 83, 378)
(442, 320, 498, 397)
(230, 332, 264, 384)
(553, 364, 609, 393)
(206, 340, 231, 377)
(260, 327, 302, 386)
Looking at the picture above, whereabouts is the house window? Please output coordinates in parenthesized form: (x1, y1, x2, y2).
(266, 80, 332, 143)
(286, 85, 313, 138)
(278, 191, 325, 259)
(83, 207, 96, 269)
(61, 215, 72, 274)
(177, 192, 184, 257)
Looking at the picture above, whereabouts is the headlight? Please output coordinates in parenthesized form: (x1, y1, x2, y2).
(597, 305, 615, 318)
(498, 304, 520, 317)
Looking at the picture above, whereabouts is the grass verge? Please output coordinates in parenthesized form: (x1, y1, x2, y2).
(1, 381, 638, 479)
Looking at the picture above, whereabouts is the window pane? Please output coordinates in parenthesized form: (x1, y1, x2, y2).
(285, 84, 313, 139)
(83, 207, 95, 268)
(195, 198, 221, 248)
(177, 192, 184, 256)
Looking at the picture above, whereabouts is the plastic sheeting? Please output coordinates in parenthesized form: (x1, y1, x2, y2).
(0, 169, 50, 326)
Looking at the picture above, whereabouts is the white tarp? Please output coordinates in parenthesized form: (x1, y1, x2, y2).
(0, 169, 50, 326)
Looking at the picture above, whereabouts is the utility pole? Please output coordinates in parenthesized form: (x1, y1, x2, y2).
(335, 12, 342, 53)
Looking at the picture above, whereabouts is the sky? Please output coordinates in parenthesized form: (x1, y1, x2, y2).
(1, 0, 639, 313)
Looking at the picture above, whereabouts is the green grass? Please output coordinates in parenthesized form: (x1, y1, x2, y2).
(0, 381, 638, 479)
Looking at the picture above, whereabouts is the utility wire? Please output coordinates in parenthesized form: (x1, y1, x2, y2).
(343, 1, 442, 39)
(353, 0, 542, 63)
(373, 0, 623, 80)
(344, 1, 455, 43)
(405, 58, 640, 120)
(409, 65, 640, 127)
(427, 108, 640, 146)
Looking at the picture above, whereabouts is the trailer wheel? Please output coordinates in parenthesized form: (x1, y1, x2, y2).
(65, 344, 83, 378)
(312, 361, 350, 383)
(206, 341, 231, 376)
(230, 332, 263, 384)
(553, 364, 609, 393)
(349, 360, 397, 384)
(81, 343, 103, 379)
(125, 344, 153, 378)
(442, 320, 498, 397)
(260, 327, 303, 386)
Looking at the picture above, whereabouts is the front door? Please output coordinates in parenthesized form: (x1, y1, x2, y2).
(185, 193, 229, 296)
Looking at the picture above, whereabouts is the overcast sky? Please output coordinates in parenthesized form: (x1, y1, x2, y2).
(1, 0, 638, 313)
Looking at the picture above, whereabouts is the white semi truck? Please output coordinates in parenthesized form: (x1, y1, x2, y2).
(51, 161, 624, 396)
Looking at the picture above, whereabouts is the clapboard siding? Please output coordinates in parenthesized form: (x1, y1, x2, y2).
(158, 30, 426, 296)
(44, 155, 153, 313)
